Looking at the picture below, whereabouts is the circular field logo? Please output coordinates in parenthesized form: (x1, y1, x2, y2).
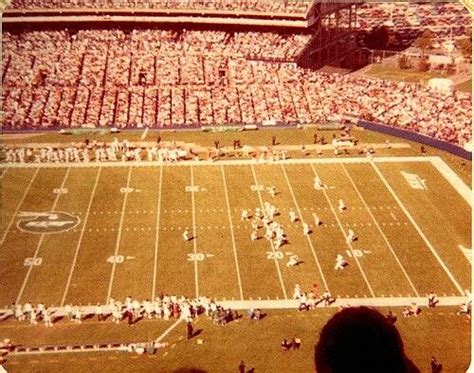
(17, 211, 80, 234)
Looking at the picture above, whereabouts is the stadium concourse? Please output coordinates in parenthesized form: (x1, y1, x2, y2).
(0, 1, 472, 372)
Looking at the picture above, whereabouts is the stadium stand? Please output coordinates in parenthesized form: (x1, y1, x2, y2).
(357, 2, 471, 39)
(6, 0, 312, 14)
(2, 27, 471, 147)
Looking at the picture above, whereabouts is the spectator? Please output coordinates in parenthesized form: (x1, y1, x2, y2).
(314, 307, 419, 372)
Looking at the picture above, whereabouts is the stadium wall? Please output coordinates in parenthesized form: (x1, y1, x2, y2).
(358, 120, 472, 161)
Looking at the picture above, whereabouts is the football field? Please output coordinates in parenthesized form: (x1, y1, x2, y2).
(0, 156, 471, 310)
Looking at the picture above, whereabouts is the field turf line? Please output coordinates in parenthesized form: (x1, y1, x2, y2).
(190, 166, 199, 298)
(280, 164, 329, 291)
(106, 167, 133, 304)
(250, 165, 288, 299)
(60, 167, 102, 306)
(151, 166, 164, 301)
(370, 161, 465, 296)
(341, 164, 420, 297)
(0, 168, 40, 248)
(0, 168, 7, 179)
(16, 168, 71, 304)
(310, 164, 376, 297)
(221, 166, 244, 300)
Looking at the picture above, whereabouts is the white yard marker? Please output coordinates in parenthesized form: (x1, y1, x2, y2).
(16, 168, 71, 304)
(221, 166, 244, 300)
(60, 167, 102, 306)
(0, 168, 40, 248)
(106, 167, 133, 303)
(310, 164, 375, 297)
(140, 126, 149, 141)
(371, 161, 465, 295)
(280, 164, 330, 292)
(190, 166, 199, 298)
(341, 164, 419, 297)
(151, 166, 164, 300)
(250, 165, 288, 299)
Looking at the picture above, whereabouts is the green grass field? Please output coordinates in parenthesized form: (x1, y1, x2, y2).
(0, 158, 470, 306)
(0, 129, 471, 372)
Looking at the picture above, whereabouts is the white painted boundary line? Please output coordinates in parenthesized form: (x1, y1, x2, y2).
(310, 164, 376, 297)
(190, 166, 199, 298)
(60, 168, 102, 307)
(217, 296, 468, 310)
(16, 168, 71, 304)
(429, 157, 472, 207)
(221, 166, 245, 301)
(154, 318, 182, 343)
(0, 168, 8, 178)
(280, 164, 330, 291)
(250, 165, 288, 299)
(371, 161, 465, 296)
(0, 156, 444, 169)
(0, 167, 40, 247)
(106, 167, 133, 304)
(151, 166, 164, 301)
(341, 164, 420, 297)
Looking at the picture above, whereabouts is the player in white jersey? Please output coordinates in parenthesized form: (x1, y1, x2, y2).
(303, 223, 311, 235)
(289, 210, 298, 223)
(338, 199, 346, 212)
(347, 229, 356, 242)
(251, 219, 259, 231)
(29, 309, 37, 325)
(43, 309, 53, 327)
(250, 230, 258, 241)
(241, 209, 250, 221)
(292, 284, 302, 299)
(14, 304, 24, 321)
(312, 213, 321, 226)
(335, 254, 347, 270)
(286, 255, 300, 267)
(313, 176, 324, 189)
(268, 186, 277, 198)
(73, 307, 82, 324)
(182, 228, 190, 241)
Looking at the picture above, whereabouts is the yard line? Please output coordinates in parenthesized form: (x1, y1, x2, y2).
(280, 164, 329, 291)
(190, 166, 199, 298)
(371, 161, 465, 296)
(151, 166, 164, 300)
(0, 167, 39, 247)
(341, 164, 420, 297)
(221, 166, 244, 300)
(309, 164, 376, 297)
(16, 168, 71, 304)
(0, 168, 8, 179)
(154, 318, 182, 344)
(106, 167, 133, 304)
(60, 167, 102, 306)
(250, 165, 288, 299)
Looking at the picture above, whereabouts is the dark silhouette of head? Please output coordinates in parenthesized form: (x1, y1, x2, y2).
(315, 307, 418, 373)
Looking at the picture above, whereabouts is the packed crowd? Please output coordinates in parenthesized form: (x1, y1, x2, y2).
(2, 28, 471, 146)
(357, 2, 470, 39)
(4, 294, 232, 326)
(6, 0, 312, 13)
